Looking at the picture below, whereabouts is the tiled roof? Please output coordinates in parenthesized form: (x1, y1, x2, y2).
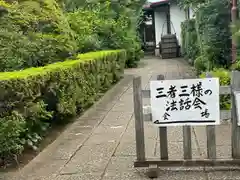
(143, 0, 169, 10)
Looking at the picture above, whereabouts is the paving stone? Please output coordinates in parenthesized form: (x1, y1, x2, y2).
(60, 144, 115, 175)
(118, 90, 134, 100)
(84, 133, 120, 145)
(56, 174, 101, 180)
(207, 171, 240, 180)
(51, 138, 86, 160)
(105, 156, 136, 171)
(91, 123, 126, 136)
(103, 161, 149, 180)
(41, 127, 93, 160)
(194, 123, 232, 147)
(61, 156, 109, 175)
(55, 175, 70, 180)
(104, 156, 207, 180)
(167, 126, 184, 142)
(105, 156, 206, 174)
(215, 145, 232, 159)
(154, 171, 207, 180)
(111, 102, 134, 113)
(93, 100, 117, 111)
(90, 75, 133, 112)
(155, 141, 202, 160)
(193, 124, 232, 158)
(80, 109, 109, 121)
(102, 171, 150, 180)
(126, 120, 158, 140)
(63, 125, 95, 137)
(114, 138, 156, 157)
(99, 111, 133, 127)
(15, 159, 66, 180)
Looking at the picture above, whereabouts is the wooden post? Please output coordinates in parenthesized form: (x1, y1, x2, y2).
(206, 126, 217, 159)
(133, 76, 146, 161)
(185, 7, 190, 20)
(206, 73, 217, 160)
(181, 74, 192, 160)
(231, 71, 240, 159)
(166, 3, 171, 34)
(183, 126, 192, 160)
(152, 11, 156, 48)
(157, 75, 169, 160)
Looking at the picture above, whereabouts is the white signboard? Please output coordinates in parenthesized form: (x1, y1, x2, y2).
(150, 78, 220, 126)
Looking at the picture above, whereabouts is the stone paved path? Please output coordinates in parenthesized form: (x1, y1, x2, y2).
(1, 57, 239, 180)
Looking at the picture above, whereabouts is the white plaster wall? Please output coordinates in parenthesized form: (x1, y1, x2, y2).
(169, 2, 186, 46)
(154, 6, 167, 48)
(153, 2, 194, 48)
(189, 8, 194, 18)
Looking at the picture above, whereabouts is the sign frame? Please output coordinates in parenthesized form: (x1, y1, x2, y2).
(150, 78, 220, 126)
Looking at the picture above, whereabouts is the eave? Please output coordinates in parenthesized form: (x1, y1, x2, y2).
(143, 0, 170, 11)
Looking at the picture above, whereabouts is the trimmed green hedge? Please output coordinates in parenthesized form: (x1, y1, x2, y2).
(0, 50, 126, 160)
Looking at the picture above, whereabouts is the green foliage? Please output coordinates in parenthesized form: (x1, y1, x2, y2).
(126, 46, 144, 68)
(200, 68, 231, 110)
(22, 101, 53, 151)
(68, 1, 143, 67)
(67, 5, 105, 53)
(0, 0, 77, 71)
(0, 50, 126, 160)
(181, 19, 199, 65)
(194, 55, 207, 74)
(177, 0, 206, 9)
(66, 1, 145, 68)
(231, 18, 240, 67)
(195, 0, 231, 71)
(181, 0, 231, 73)
(232, 57, 240, 70)
(0, 0, 143, 71)
(0, 111, 26, 158)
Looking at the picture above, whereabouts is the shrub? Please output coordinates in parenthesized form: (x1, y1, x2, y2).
(67, 3, 143, 68)
(0, 111, 26, 159)
(195, 0, 231, 69)
(194, 55, 207, 74)
(0, 0, 77, 71)
(200, 68, 230, 110)
(181, 0, 231, 72)
(125, 39, 144, 68)
(67, 6, 105, 53)
(181, 19, 200, 64)
(231, 55, 240, 70)
(0, 49, 126, 160)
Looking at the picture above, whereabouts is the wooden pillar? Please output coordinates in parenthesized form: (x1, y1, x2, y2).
(166, 3, 171, 34)
(152, 10, 156, 47)
(185, 7, 190, 20)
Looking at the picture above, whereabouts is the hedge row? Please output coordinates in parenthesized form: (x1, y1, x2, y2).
(0, 50, 126, 160)
(181, 0, 231, 73)
(181, 19, 199, 65)
(194, 0, 231, 71)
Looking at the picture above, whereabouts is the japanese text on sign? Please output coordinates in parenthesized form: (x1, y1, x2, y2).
(150, 78, 220, 126)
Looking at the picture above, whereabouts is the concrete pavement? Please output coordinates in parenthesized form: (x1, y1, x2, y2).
(1, 57, 239, 180)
